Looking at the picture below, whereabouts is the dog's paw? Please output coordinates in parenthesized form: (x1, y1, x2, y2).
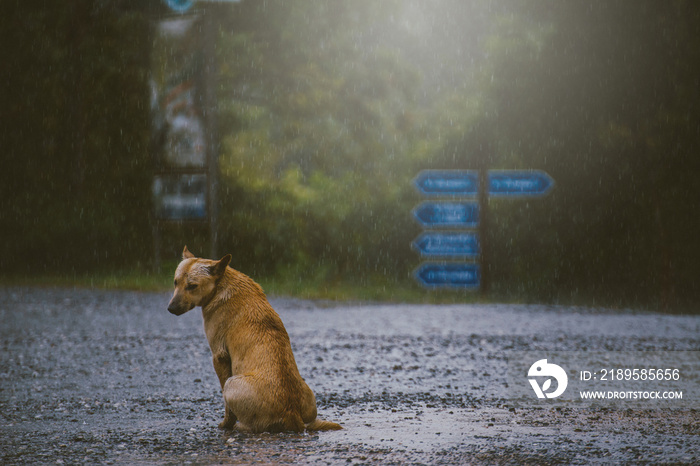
(218, 417, 236, 430)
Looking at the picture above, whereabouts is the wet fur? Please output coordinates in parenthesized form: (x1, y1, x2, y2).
(168, 246, 341, 433)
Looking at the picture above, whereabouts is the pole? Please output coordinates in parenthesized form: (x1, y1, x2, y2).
(473, 133, 492, 299)
(478, 164, 489, 299)
(202, 6, 219, 260)
(152, 219, 161, 271)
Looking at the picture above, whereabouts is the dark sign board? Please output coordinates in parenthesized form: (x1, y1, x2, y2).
(151, 15, 208, 221)
(152, 174, 207, 220)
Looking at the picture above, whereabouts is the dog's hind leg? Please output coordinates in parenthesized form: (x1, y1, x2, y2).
(223, 375, 306, 433)
(223, 375, 271, 432)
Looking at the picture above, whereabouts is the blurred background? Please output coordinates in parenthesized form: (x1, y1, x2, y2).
(2, 0, 698, 311)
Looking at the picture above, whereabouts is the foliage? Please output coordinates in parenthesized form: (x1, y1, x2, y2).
(214, 1, 427, 279)
(1, 0, 153, 272)
(478, 0, 700, 309)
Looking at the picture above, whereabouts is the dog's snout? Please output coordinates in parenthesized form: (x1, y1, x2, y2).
(168, 295, 194, 315)
(168, 297, 184, 315)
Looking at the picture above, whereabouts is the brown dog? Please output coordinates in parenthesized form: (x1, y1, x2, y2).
(167, 246, 341, 433)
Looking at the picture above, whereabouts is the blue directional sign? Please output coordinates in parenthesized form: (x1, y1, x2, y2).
(165, 0, 194, 12)
(411, 169, 554, 291)
(413, 170, 555, 197)
(165, 0, 242, 12)
(414, 263, 480, 288)
(412, 232, 479, 258)
(414, 170, 478, 197)
(413, 202, 479, 228)
(488, 170, 554, 197)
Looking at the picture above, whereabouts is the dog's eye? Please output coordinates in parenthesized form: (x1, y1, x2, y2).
(186, 283, 198, 291)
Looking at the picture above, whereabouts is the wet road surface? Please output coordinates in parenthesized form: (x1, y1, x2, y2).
(1, 287, 698, 464)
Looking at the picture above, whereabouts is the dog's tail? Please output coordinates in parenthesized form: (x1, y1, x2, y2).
(305, 418, 342, 431)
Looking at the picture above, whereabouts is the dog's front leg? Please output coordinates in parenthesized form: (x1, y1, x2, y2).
(213, 353, 237, 429)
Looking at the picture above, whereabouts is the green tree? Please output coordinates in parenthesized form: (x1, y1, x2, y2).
(475, 0, 700, 308)
(214, 1, 427, 280)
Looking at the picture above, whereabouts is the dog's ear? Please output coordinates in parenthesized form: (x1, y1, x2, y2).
(182, 246, 195, 260)
(209, 254, 232, 278)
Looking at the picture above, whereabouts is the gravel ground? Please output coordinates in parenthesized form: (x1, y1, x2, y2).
(1, 287, 698, 464)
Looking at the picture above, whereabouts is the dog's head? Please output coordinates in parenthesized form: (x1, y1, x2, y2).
(168, 246, 232, 316)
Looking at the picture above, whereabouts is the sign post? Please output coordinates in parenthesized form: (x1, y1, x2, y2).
(478, 165, 490, 297)
(151, 1, 240, 267)
(151, 0, 239, 269)
(412, 166, 554, 293)
(150, 11, 207, 269)
(202, 5, 220, 260)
